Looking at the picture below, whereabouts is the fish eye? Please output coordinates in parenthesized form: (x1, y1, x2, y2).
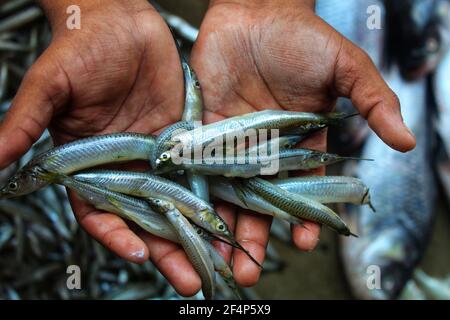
(196, 229, 203, 235)
(217, 223, 225, 231)
(321, 155, 329, 162)
(8, 182, 18, 191)
(160, 152, 171, 161)
(194, 80, 201, 89)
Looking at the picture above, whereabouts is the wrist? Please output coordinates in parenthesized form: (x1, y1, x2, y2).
(209, 0, 315, 10)
(36, 0, 152, 31)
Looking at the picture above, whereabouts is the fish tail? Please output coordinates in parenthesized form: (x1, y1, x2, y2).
(229, 237, 263, 269)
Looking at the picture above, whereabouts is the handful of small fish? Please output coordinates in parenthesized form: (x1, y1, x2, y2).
(0, 0, 380, 301)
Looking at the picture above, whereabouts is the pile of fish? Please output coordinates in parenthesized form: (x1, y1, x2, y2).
(0, 63, 374, 299)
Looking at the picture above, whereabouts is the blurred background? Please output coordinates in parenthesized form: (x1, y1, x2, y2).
(0, 0, 449, 299)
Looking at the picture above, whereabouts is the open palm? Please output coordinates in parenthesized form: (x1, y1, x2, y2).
(190, 1, 416, 287)
(0, 2, 208, 296)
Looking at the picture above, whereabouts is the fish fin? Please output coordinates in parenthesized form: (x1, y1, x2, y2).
(105, 195, 124, 210)
(36, 170, 66, 184)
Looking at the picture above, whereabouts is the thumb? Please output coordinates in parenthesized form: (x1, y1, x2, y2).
(0, 52, 70, 168)
(333, 38, 416, 152)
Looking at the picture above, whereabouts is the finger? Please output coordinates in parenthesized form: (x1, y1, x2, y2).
(67, 190, 149, 264)
(212, 201, 237, 264)
(334, 39, 416, 152)
(0, 51, 70, 168)
(292, 222, 321, 251)
(138, 231, 202, 297)
(233, 209, 271, 287)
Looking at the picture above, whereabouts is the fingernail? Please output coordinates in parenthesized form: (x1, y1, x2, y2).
(130, 248, 146, 259)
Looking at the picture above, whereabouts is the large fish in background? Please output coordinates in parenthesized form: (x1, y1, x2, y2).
(385, 0, 450, 80)
(433, 50, 450, 202)
(340, 68, 437, 300)
(316, 0, 385, 153)
(316, 0, 385, 67)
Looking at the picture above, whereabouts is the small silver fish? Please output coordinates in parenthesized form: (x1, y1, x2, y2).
(0, 133, 156, 198)
(148, 198, 216, 300)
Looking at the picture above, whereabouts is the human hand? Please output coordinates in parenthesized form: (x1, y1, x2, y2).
(190, 0, 416, 287)
(0, 0, 213, 296)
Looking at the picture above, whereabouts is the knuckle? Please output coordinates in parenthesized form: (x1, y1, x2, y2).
(388, 91, 401, 108)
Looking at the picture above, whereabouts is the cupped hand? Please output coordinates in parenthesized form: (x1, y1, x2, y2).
(190, 0, 416, 288)
(0, 0, 209, 296)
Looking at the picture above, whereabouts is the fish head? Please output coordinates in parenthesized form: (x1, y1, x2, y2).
(202, 208, 230, 236)
(148, 198, 175, 213)
(319, 152, 373, 167)
(310, 152, 343, 167)
(156, 151, 172, 166)
(0, 167, 48, 198)
(192, 224, 209, 239)
(182, 62, 202, 95)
